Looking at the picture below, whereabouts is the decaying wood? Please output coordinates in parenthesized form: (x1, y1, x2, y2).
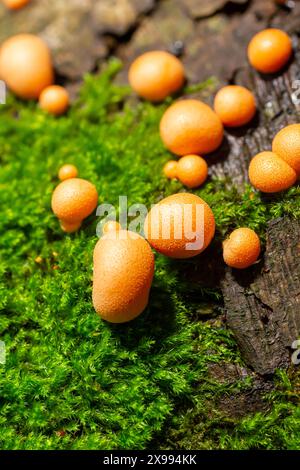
(201, 4, 300, 375)
(222, 218, 300, 375)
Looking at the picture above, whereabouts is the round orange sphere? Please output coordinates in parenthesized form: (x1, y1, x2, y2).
(39, 85, 69, 116)
(248, 151, 296, 193)
(177, 155, 208, 188)
(51, 178, 98, 231)
(3, 0, 30, 9)
(160, 99, 224, 156)
(163, 160, 178, 179)
(214, 85, 256, 127)
(247, 29, 292, 74)
(223, 228, 261, 269)
(58, 164, 78, 181)
(128, 51, 185, 101)
(272, 124, 300, 178)
(103, 220, 121, 234)
(144, 192, 215, 259)
(0, 34, 54, 99)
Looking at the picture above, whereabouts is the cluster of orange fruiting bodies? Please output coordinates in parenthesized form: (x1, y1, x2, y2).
(53, 25, 297, 322)
(92, 26, 298, 322)
(1, 10, 297, 323)
(248, 123, 300, 193)
(115, 26, 296, 320)
(0, 31, 69, 115)
(157, 28, 297, 194)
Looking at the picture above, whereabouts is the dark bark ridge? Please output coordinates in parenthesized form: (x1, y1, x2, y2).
(201, 4, 300, 376)
(222, 217, 300, 375)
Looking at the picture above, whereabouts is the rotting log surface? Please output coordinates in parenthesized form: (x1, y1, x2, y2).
(206, 5, 300, 375)
(176, 2, 300, 377)
(222, 218, 300, 375)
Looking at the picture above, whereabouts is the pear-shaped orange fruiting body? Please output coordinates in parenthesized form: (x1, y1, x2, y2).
(248, 151, 296, 193)
(214, 85, 256, 127)
(51, 178, 98, 232)
(128, 51, 185, 102)
(247, 29, 292, 74)
(177, 154, 208, 188)
(160, 99, 224, 156)
(103, 220, 121, 234)
(39, 85, 69, 116)
(0, 34, 54, 100)
(58, 164, 78, 181)
(93, 230, 155, 323)
(163, 160, 178, 179)
(223, 228, 261, 269)
(272, 124, 300, 178)
(144, 192, 215, 259)
(3, 0, 30, 9)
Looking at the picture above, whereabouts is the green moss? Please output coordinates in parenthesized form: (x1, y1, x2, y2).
(0, 60, 299, 450)
(157, 368, 300, 450)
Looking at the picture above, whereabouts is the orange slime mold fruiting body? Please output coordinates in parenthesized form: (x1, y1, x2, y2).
(144, 192, 215, 259)
(93, 230, 155, 323)
(214, 85, 256, 127)
(39, 85, 70, 116)
(247, 29, 292, 74)
(248, 151, 296, 193)
(223, 227, 261, 269)
(0, 34, 54, 99)
(51, 178, 98, 232)
(177, 154, 208, 188)
(128, 51, 185, 102)
(160, 99, 224, 156)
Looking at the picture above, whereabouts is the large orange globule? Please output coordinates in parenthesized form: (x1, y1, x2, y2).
(0, 34, 54, 100)
(160, 99, 224, 156)
(223, 228, 261, 269)
(51, 178, 98, 225)
(248, 151, 296, 193)
(247, 29, 292, 74)
(128, 50, 185, 101)
(214, 85, 256, 127)
(177, 154, 208, 188)
(144, 193, 215, 259)
(93, 230, 155, 323)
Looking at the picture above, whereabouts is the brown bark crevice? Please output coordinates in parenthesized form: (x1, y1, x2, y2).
(221, 217, 300, 375)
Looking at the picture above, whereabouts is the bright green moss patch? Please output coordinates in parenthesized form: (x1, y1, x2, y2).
(158, 369, 300, 450)
(0, 60, 299, 449)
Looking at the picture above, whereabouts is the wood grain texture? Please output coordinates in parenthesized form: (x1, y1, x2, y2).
(222, 217, 300, 375)
(204, 4, 300, 375)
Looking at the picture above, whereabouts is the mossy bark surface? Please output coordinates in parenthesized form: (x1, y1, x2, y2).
(222, 217, 300, 375)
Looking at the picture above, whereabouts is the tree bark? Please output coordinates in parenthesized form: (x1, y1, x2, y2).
(222, 217, 300, 375)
